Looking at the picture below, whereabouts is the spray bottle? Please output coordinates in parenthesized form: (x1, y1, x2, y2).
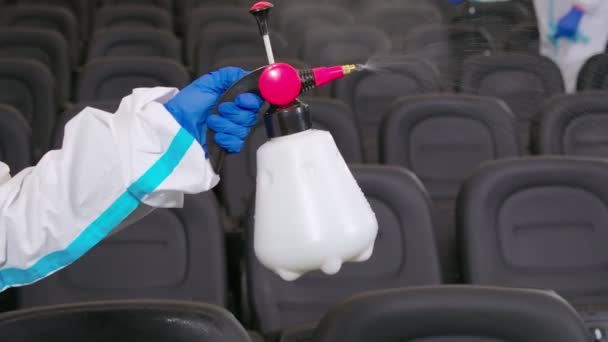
(212, 2, 378, 281)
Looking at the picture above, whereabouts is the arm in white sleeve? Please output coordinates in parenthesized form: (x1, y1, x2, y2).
(576, 0, 602, 12)
(0, 87, 219, 292)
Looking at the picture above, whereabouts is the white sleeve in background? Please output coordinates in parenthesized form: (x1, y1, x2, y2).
(576, 0, 601, 13)
(535, 0, 608, 92)
(0, 87, 219, 292)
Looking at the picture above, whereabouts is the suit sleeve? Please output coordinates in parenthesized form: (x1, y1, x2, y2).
(0, 87, 219, 292)
(576, 0, 601, 13)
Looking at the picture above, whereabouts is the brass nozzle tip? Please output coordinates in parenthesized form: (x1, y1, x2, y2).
(342, 64, 358, 75)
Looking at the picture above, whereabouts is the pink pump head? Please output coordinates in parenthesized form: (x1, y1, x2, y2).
(259, 63, 302, 106)
(259, 63, 363, 106)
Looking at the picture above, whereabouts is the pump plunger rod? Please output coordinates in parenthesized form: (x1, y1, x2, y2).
(250, 2, 275, 64)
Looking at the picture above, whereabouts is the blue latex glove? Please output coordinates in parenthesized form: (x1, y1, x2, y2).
(208, 93, 262, 153)
(164, 67, 263, 155)
(555, 5, 585, 40)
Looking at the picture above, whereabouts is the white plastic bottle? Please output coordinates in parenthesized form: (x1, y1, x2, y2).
(254, 129, 378, 281)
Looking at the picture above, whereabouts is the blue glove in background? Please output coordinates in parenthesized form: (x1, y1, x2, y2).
(555, 5, 585, 41)
(163, 67, 263, 154)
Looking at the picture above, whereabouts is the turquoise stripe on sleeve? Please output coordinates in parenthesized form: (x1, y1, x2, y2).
(0, 128, 194, 291)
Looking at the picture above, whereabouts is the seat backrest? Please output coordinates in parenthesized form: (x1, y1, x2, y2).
(95, 5, 173, 31)
(353, 0, 442, 10)
(458, 157, 608, 304)
(88, 28, 180, 61)
(380, 94, 519, 281)
(0, 5, 79, 64)
(177, 0, 241, 17)
(301, 25, 391, 67)
(532, 91, 608, 157)
(461, 53, 564, 117)
(20, 0, 92, 38)
(77, 57, 190, 102)
(210, 57, 309, 72)
(0, 104, 32, 174)
(195, 29, 288, 75)
(247, 165, 442, 334)
(461, 53, 564, 151)
(53, 101, 120, 149)
(0, 27, 70, 103)
(334, 56, 441, 162)
(404, 24, 495, 89)
(512, 0, 536, 13)
(0, 59, 55, 157)
(100, 0, 173, 12)
(220, 96, 363, 221)
(185, 6, 253, 66)
(0, 300, 251, 342)
(381, 94, 519, 199)
(18, 192, 227, 308)
(279, 5, 355, 56)
(504, 22, 539, 53)
(357, 5, 443, 51)
(449, 1, 532, 45)
(312, 286, 590, 342)
(578, 53, 608, 91)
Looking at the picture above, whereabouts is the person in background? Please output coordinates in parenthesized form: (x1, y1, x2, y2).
(0, 67, 262, 293)
(535, 0, 608, 92)
(451, 0, 608, 92)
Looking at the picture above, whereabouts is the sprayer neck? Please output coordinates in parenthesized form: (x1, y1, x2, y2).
(264, 100, 312, 138)
(298, 69, 315, 93)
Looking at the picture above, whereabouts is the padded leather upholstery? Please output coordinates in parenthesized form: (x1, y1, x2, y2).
(359, 4, 443, 51)
(101, 0, 172, 12)
(334, 56, 441, 162)
(210, 57, 309, 72)
(88, 28, 180, 61)
(504, 22, 539, 54)
(301, 26, 391, 67)
(0, 300, 251, 342)
(578, 53, 608, 91)
(380, 94, 519, 281)
(0, 104, 32, 174)
(20, 0, 92, 38)
(77, 57, 190, 102)
(0, 59, 55, 157)
(458, 157, 608, 305)
(186, 6, 253, 66)
(311, 286, 590, 342)
(0, 5, 80, 64)
(449, 1, 532, 45)
(532, 91, 608, 157)
(278, 5, 355, 56)
(461, 53, 564, 151)
(195, 29, 288, 75)
(0, 27, 70, 103)
(404, 24, 495, 89)
(95, 5, 173, 31)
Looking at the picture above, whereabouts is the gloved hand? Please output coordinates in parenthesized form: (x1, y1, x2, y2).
(554, 5, 585, 41)
(163, 67, 263, 155)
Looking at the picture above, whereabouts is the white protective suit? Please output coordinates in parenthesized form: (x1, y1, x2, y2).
(0, 87, 219, 292)
(535, 0, 608, 92)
